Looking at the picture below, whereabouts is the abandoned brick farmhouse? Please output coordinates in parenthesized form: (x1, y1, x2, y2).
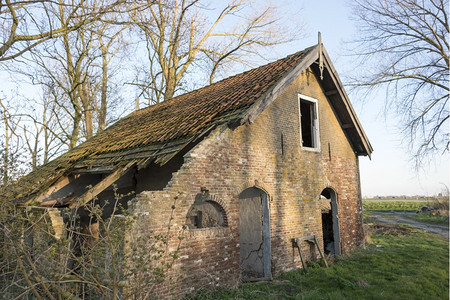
(6, 42, 372, 297)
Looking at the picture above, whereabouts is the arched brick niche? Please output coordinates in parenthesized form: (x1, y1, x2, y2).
(186, 190, 229, 229)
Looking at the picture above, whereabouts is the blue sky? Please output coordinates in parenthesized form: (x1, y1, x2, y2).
(1, 1, 447, 196)
(281, 0, 449, 196)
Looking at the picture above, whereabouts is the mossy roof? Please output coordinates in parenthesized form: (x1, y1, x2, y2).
(4, 46, 318, 202)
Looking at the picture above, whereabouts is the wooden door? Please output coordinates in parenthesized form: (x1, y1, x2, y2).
(239, 187, 271, 280)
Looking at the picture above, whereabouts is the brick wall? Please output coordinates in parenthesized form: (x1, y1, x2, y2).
(128, 68, 365, 298)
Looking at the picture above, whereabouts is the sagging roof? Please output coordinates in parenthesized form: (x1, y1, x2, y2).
(3, 43, 372, 203)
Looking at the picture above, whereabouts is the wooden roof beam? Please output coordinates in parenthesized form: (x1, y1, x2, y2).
(72, 166, 115, 175)
(342, 124, 354, 129)
(67, 160, 136, 209)
(324, 89, 338, 96)
(24, 174, 73, 205)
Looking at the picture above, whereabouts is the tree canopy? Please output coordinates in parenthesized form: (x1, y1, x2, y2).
(0, 0, 302, 184)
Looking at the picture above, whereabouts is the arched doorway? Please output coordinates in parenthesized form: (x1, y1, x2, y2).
(239, 187, 271, 281)
(320, 188, 341, 256)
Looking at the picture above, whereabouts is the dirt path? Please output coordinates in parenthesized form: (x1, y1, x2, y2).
(368, 211, 449, 239)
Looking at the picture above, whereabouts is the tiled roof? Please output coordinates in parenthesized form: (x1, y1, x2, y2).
(71, 46, 314, 159)
(4, 45, 316, 201)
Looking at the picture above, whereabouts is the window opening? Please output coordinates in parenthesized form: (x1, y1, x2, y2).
(299, 95, 319, 150)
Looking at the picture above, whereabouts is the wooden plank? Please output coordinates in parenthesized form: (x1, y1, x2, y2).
(293, 235, 328, 269)
(296, 235, 314, 243)
(67, 161, 136, 209)
(24, 174, 72, 205)
(72, 166, 115, 175)
(40, 196, 75, 207)
(292, 238, 307, 270)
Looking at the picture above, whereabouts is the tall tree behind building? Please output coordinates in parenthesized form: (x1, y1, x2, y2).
(0, 0, 302, 176)
(129, 0, 298, 104)
(11, 1, 131, 149)
(350, 0, 449, 165)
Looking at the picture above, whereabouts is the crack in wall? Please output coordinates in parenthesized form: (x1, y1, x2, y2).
(242, 240, 264, 263)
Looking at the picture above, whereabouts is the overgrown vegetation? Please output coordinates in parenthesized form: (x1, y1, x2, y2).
(185, 225, 449, 300)
(0, 189, 182, 299)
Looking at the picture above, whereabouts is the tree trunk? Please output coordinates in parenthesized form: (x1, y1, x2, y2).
(98, 45, 108, 132)
(70, 108, 82, 150)
(80, 83, 93, 139)
(2, 123, 9, 186)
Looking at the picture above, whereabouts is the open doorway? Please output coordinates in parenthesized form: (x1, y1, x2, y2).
(239, 187, 271, 281)
(320, 188, 341, 256)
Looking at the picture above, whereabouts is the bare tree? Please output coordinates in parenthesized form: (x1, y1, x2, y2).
(0, 86, 67, 181)
(14, 2, 131, 149)
(32, 24, 95, 149)
(0, 97, 24, 186)
(22, 88, 68, 170)
(349, 0, 449, 165)
(95, 20, 130, 133)
(0, 0, 124, 61)
(130, 0, 297, 104)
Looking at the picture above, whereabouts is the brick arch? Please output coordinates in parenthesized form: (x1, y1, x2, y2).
(205, 194, 229, 227)
(235, 180, 271, 201)
(320, 186, 339, 201)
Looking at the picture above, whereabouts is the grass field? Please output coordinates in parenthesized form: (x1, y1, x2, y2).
(363, 199, 449, 225)
(362, 200, 432, 211)
(185, 226, 449, 300)
(406, 212, 449, 225)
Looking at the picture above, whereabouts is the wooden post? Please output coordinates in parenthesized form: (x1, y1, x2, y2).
(313, 235, 329, 268)
(292, 235, 328, 270)
(292, 238, 307, 270)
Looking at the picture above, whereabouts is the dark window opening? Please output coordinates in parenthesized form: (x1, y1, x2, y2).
(300, 99, 317, 148)
(320, 188, 341, 257)
(321, 211, 334, 255)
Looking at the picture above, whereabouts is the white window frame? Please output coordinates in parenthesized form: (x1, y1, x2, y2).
(298, 94, 320, 152)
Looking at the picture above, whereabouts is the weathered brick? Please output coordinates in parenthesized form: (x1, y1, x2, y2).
(128, 68, 366, 298)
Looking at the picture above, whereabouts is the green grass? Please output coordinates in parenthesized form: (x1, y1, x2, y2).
(405, 212, 449, 225)
(362, 200, 432, 212)
(185, 229, 449, 300)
